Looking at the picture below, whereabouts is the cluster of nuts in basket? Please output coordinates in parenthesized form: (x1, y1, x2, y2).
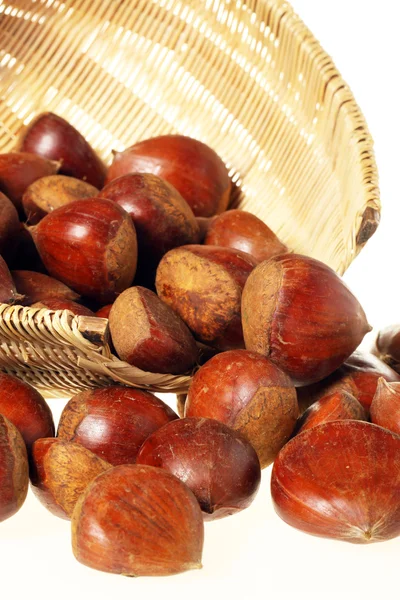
(2, 113, 400, 576)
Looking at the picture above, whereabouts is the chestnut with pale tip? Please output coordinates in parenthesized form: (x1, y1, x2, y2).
(71, 464, 204, 577)
(271, 420, 400, 543)
(242, 254, 371, 386)
(370, 378, 400, 435)
(0, 414, 29, 522)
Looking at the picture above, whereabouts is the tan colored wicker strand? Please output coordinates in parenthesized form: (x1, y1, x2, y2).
(0, 0, 380, 397)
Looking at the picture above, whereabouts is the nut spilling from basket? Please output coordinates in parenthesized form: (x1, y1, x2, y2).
(1, 113, 399, 577)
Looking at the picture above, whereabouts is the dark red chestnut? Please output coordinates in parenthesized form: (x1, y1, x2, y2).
(30, 438, 111, 519)
(106, 135, 231, 217)
(271, 420, 400, 543)
(99, 173, 199, 266)
(185, 350, 298, 467)
(22, 175, 98, 224)
(0, 152, 59, 214)
(30, 198, 137, 303)
(31, 298, 95, 317)
(0, 373, 54, 450)
(242, 254, 371, 386)
(137, 417, 261, 520)
(0, 256, 20, 304)
(109, 286, 198, 374)
(19, 112, 106, 188)
(156, 245, 256, 350)
(71, 465, 204, 576)
(205, 209, 288, 262)
(11, 270, 80, 305)
(0, 192, 19, 261)
(95, 304, 113, 319)
(370, 379, 400, 434)
(0, 414, 29, 522)
(373, 324, 400, 374)
(295, 390, 366, 434)
(57, 386, 178, 465)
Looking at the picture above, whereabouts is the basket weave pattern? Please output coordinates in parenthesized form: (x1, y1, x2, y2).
(0, 0, 380, 397)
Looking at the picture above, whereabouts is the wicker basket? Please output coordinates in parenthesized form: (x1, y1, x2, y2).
(0, 0, 380, 398)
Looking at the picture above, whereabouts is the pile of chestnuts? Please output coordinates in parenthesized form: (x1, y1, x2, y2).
(1, 112, 400, 577)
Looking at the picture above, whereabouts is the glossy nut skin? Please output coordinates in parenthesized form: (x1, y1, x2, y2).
(31, 298, 95, 317)
(106, 135, 231, 217)
(242, 254, 371, 386)
(30, 439, 111, 519)
(185, 350, 298, 468)
(295, 390, 366, 435)
(373, 324, 400, 373)
(57, 387, 178, 465)
(0, 152, 59, 214)
(137, 417, 261, 520)
(0, 256, 19, 304)
(71, 464, 204, 577)
(99, 173, 199, 265)
(30, 198, 137, 303)
(11, 270, 80, 305)
(370, 379, 400, 435)
(109, 286, 198, 374)
(271, 420, 400, 543)
(156, 245, 256, 350)
(0, 373, 54, 450)
(0, 192, 19, 261)
(19, 112, 106, 188)
(95, 304, 113, 319)
(0, 415, 29, 522)
(23, 175, 98, 224)
(205, 210, 288, 263)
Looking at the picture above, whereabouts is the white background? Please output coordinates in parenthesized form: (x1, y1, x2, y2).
(1, 1, 400, 599)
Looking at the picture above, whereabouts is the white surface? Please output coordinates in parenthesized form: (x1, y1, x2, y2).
(1, 2, 400, 599)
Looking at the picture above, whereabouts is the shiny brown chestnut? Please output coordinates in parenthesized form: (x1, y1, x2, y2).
(295, 390, 366, 435)
(30, 439, 111, 519)
(106, 135, 231, 217)
(271, 420, 400, 543)
(156, 245, 256, 350)
(71, 464, 204, 577)
(0, 373, 54, 450)
(205, 209, 288, 262)
(373, 324, 400, 373)
(0, 192, 19, 261)
(31, 298, 95, 317)
(22, 175, 98, 224)
(109, 286, 198, 374)
(19, 112, 106, 188)
(370, 379, 400, 434)
(57, 386, 178, 465)
(185, 350, 298, 468)
(99, 173, 199, 266)
(242, 254, 371, 386)
(11, 270, 80, 305)
(0, 256, 20, 304)
(137, 417, 261, 520)
(0, 414, 29, 522)
(30, 198, 137, 303)
(0, 152, 59, 215)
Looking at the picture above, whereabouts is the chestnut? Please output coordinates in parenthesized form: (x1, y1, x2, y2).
(109, 286, 198, 374)
(373, 324, 400, 373)
(71, 464, 204, 577)
(30, 439, 111, 519)
(242, 254, 371, 386)
(0, 256, 20, 304)
(31, 298, 95, 317)
(0, 192, 19, 261)
(22, 175, 98, 224)
(106, 134, 231, 217)
(0, 414, 29, 522)
(185, 350, 298, 468)
(57, 386, 178, 465)
(99, 173, 199, 266)
(95, 304, 113, 319)
(11, 270, 80, 305)
(19, 112, 106, 188)
(156, 245, 256, 350)
(30, 198, 138, 303)
(271, 420, 400, 543)
(205, 209, 288, 262)
(137, 417, 261, 520)
(370, 379, 400, 435)
(295, 390, 366, 435)
(0, 373, 54, 450)
(0, 152, 59, 215)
